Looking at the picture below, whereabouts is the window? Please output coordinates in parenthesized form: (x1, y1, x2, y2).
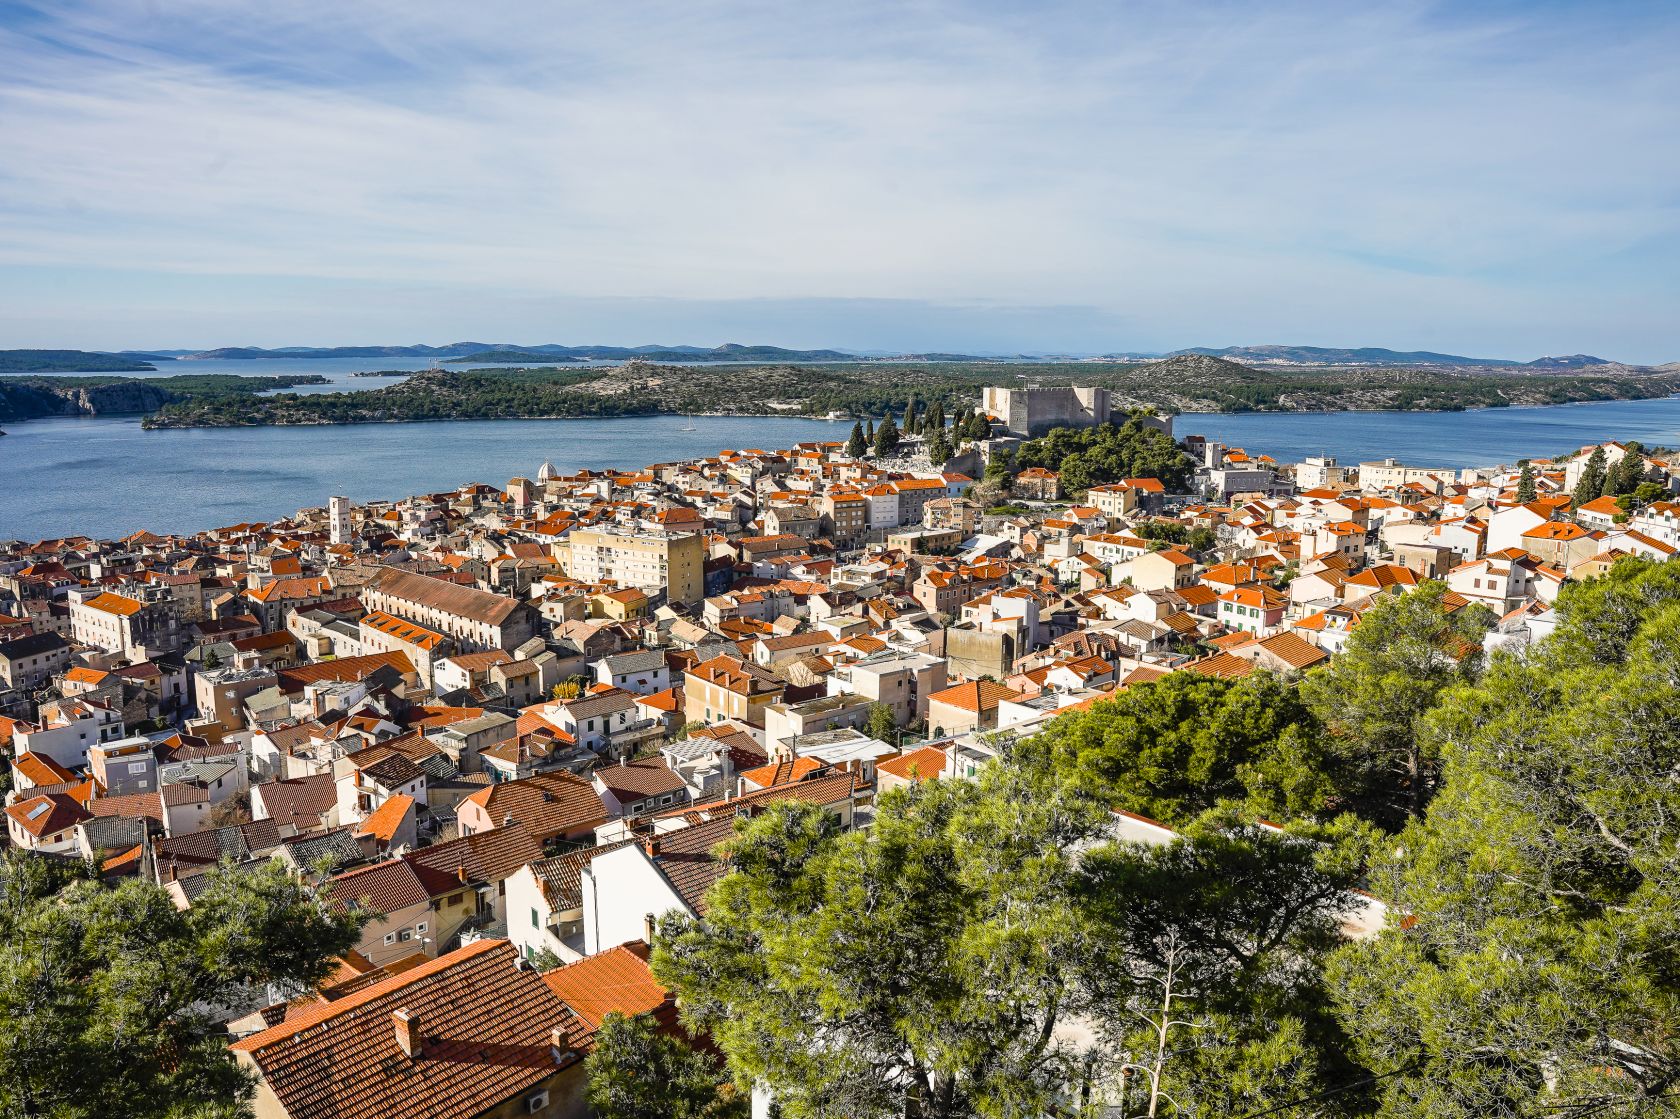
(532, 907, 540, 928)
(415, 921, 427, 934)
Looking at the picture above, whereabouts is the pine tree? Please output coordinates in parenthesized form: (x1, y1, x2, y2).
(873, 413, 900, 456)
(1572, 446, 1607, 508)
(845, 421, 866, 459)
(1515, 460, 1536, 502)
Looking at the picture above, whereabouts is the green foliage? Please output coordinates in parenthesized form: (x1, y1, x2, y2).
(872, 413, 901, 456)
(654, 771, 1111, 1119)
(1016, 670, 1334, 825)
(926, 428, 953, 465)
(845, 421, 866, 459)
(1331, 558, 1680, 1118)
(1514, 459, 1537, 502)
(982, 449, 1015, 482)
(1013, 414, 1197, 493)
(1079, 811, 1379, 1118)
(585, 1011, 746, 1119)
(1572, 445, 1608, 506)
(656, 755, 1380, 1118)
(864, 702, 899, 744)
(1131, 519, 1217, 554)
(1299, 582, 1495, 828)
(0, 855, 362, 1119)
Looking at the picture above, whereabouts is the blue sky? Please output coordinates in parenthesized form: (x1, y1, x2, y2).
(0, 0, 1676, 361)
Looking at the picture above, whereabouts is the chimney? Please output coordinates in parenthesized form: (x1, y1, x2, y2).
(392, 1008, 421, 1058)
(619, 754, 628, 766)
(644, 835, 661, 858)
(503, 812, 514, 829)
(550, 1025, 572, 1064)
(643, 912, 657, 944)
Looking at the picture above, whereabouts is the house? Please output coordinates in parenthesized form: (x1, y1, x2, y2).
(6, 791, 90, 853)
(1217, 586, 1287, 635)
(362, 567, 538, 651)
(1013, 468, 1062, 501)
(229, 939, 582, 1119)
(590, 649, 670, 696)
(925, 680, 1021, 738)
(505, 841, 635, 964)
(591, 757, 690, 818)
(456, 772, 609, 845)
(1115, 548, 1196, 593)
(580, 818, 735, 955)
(329, 860, 438, 964)
(402, 824, 543, 948)
(876, 745, 951, 792)
(683, 655, 785, 729)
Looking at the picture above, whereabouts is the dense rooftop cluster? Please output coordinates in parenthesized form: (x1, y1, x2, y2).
(2, 420, 1678, 1119)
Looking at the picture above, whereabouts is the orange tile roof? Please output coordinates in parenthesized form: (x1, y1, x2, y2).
(542, 941, 668, 1030)
(927, 679, 1020, 713)
(231, 940, 578, 1119)
(361, 610, 448, 651)
(353, 793, 415, 844)
(877, 746, 948, 783)
(739, 757, 822, 788)
(12, 752, 75, 787)
(80, 592, 143, 617)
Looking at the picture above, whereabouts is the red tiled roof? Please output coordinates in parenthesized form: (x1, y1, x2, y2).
(542, 941, 668, 1030)
(231, 939, 578, 1119)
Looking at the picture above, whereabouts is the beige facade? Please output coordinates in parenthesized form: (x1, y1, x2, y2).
(560, 527, 705, 605)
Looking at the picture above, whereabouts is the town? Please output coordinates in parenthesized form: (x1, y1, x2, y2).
(1, 385, 1674, 1119)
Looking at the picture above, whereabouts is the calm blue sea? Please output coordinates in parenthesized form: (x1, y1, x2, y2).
(5, 396, 1680, 541)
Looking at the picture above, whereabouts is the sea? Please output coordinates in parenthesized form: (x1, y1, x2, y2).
(6, 357, 1680, 541)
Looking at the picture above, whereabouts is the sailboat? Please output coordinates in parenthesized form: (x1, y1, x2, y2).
(679, 417, 697, 432)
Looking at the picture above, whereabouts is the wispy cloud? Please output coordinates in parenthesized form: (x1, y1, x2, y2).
(0, 0, 1676, 359)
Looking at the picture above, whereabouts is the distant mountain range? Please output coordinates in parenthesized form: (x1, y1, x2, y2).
(1167, 345, 1623, 369)
(3, 342, 1664, 374)
(182, 342, 863, 363)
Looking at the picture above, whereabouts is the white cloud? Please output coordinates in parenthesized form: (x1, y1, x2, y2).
(0, 0, 1676, 358)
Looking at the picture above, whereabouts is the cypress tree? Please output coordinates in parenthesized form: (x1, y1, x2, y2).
(1515, 460, 1537, 503)
(846, 421, 866, 459)
(873, 414, 901, 456)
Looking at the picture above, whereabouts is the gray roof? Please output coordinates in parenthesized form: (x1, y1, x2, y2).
(597, 649, 667, 674)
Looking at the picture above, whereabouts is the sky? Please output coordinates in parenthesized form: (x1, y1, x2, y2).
(0, 0, 1676, 362)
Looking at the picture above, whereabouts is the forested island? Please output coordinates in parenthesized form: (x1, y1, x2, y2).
(0, 373, 329, 423)
(138, 355, 1680, 429)
(0, 349, 161, 373)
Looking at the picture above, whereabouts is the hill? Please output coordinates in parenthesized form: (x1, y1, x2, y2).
(0, 373, 327, 423)
(442, 350, 584, 364)
(139, 357, 1680, 429)
(0, 349, 159, 373)
(1523, 354, 1617, 370)
(1173, 345, 1520, 367)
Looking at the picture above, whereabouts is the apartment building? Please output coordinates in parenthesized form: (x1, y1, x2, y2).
(559, 526, 705, 605)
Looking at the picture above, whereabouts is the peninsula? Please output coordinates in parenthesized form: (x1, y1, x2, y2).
(139, 355, 1680, 429)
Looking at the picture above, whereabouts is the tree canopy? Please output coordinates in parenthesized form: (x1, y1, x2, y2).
(1299, 581, 1495, 828)
(1332, 557, 1680, 1118)
(1017, 670, 1334, 826)
(585, 1010, 746, 1119)
(0, 855, 361, 1119)
(1012, 414, 1197, 493)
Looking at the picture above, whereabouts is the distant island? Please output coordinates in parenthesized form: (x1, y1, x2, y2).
(0, 349, 161, 373)
(0, 372, 329, 424)
(136, 355, 1680, 429)
(441, 350, 585, 364)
